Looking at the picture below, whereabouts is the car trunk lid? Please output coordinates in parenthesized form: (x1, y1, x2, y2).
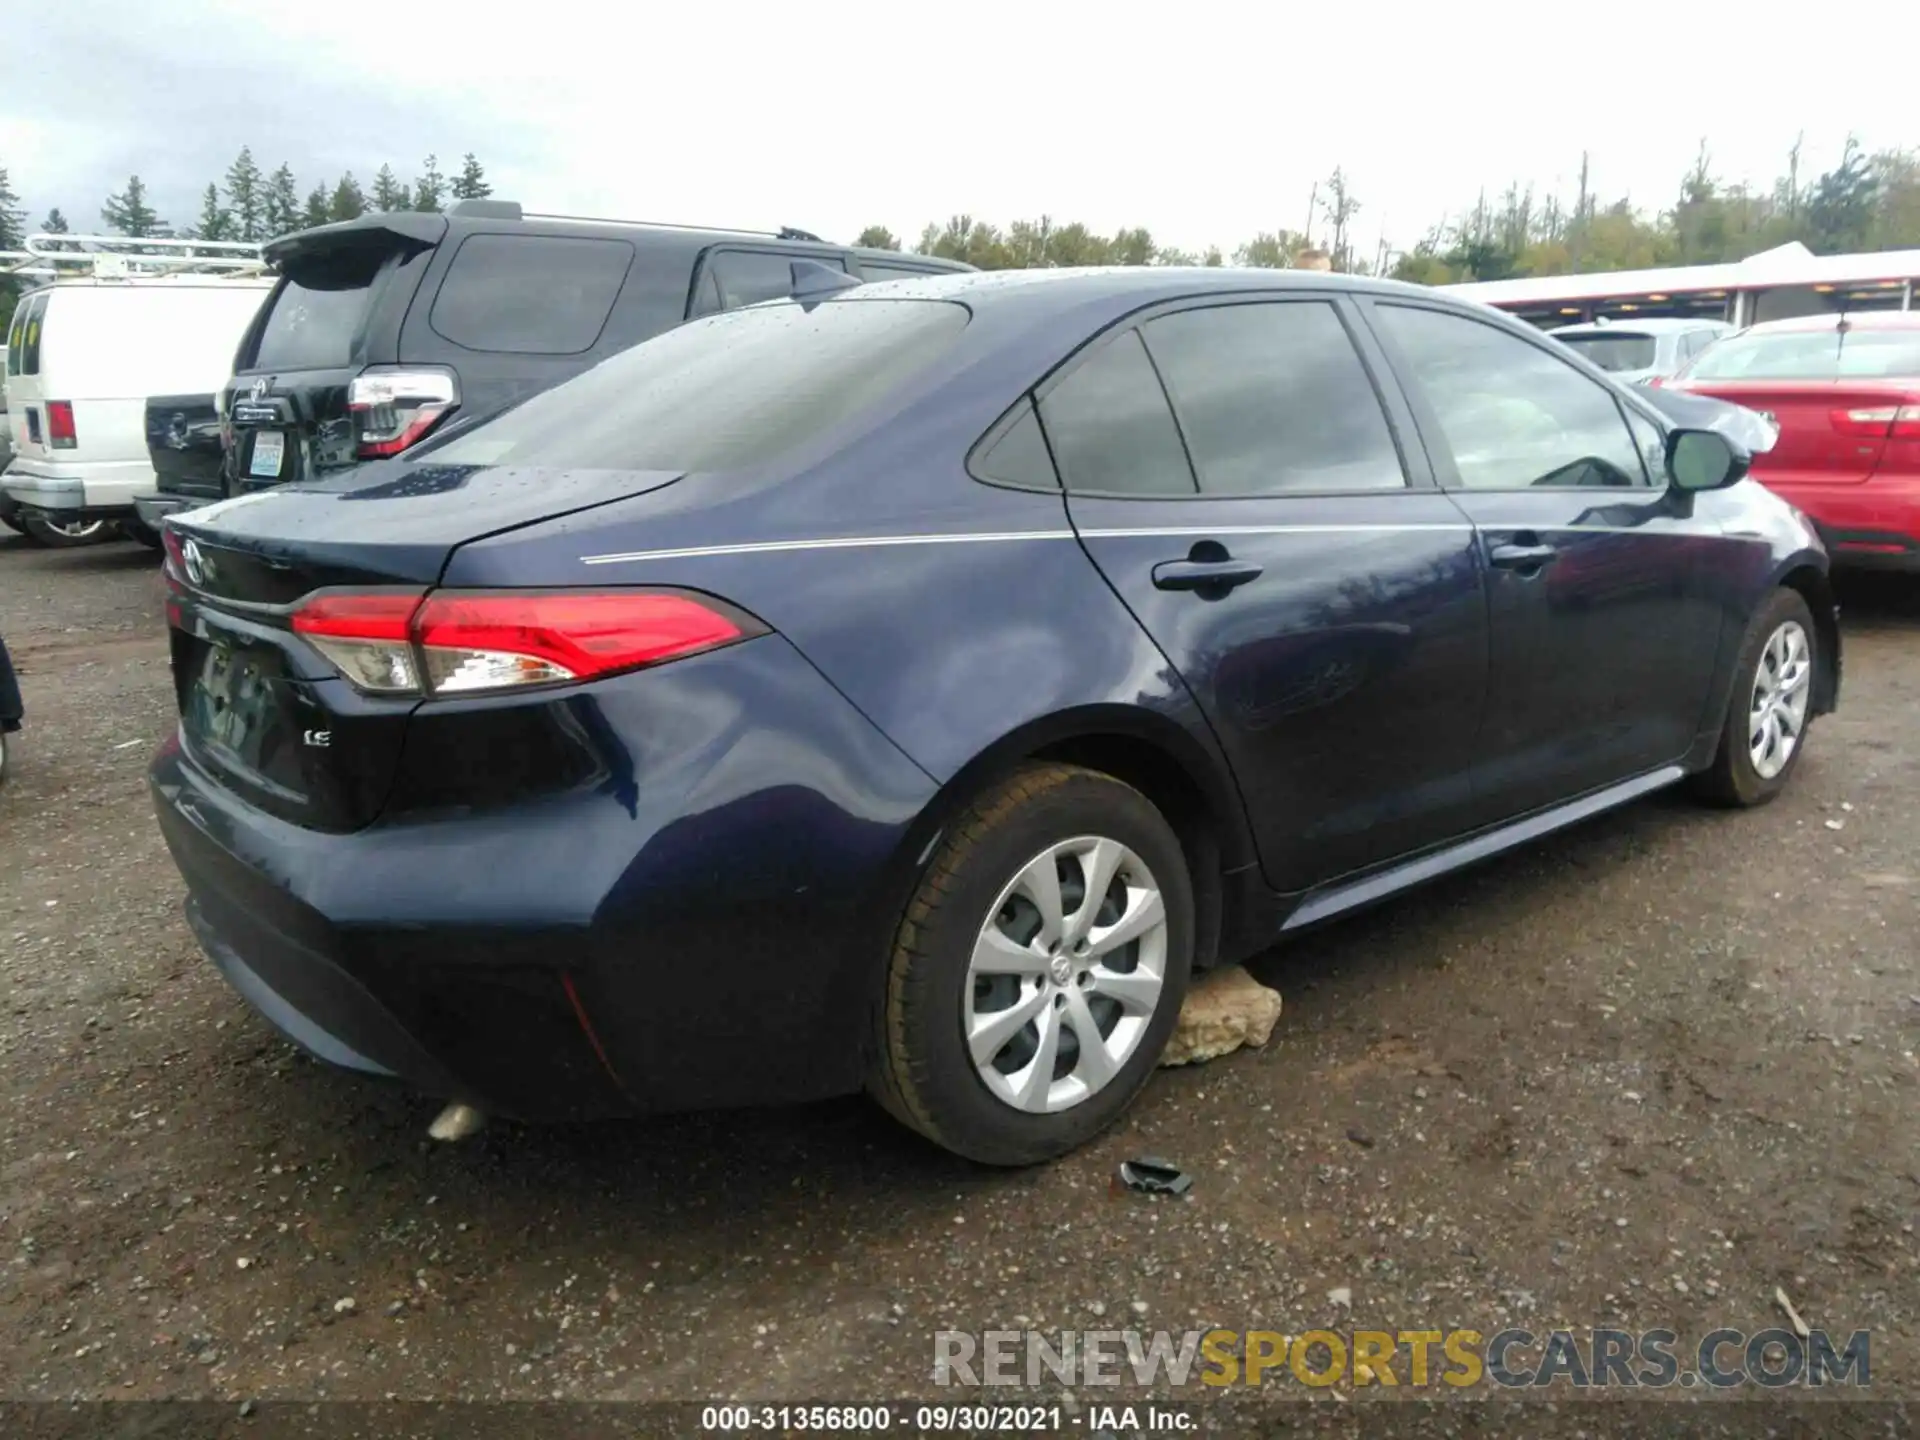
(165, 461, 686, 831)
(1665, 378, 1920, 485)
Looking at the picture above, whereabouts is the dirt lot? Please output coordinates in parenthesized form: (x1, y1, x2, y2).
(0, 530, 1915, 1419)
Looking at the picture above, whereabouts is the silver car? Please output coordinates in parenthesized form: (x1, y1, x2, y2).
(1548, 317, 1732, 386)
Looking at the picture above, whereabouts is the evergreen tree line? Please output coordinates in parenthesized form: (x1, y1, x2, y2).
(858, 136, 1920, 283)
(6, 133, 1918, 321)
(0, 148, 493, 252)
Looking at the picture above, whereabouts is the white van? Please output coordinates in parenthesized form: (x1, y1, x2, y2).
(3, 276, 273, 541)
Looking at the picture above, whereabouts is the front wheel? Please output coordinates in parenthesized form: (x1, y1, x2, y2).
(1692, 588, 1818, 807)
(869, 763, 1194, 1166)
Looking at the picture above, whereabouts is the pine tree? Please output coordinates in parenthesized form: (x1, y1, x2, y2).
(0, 166, 24, 251)
(42, 207, 68, 233)
(102, 175, 164, 237)
(449, 154, 491, 202)
(224, 146, 264, 241)
(192, 183, 232, 241)
(412, 155, 446, 214)
(302, 184, 332, 230)
(370, 165, 409, 212)
(328, 173, 367, 223)
(264, 164, 301, 238)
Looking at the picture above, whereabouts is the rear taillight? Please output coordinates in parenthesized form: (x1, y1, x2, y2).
(290, 589, 763, 697)
(347, 368, 459, 460)
(1832, 403, 1920, 440)
(1644, 375, 1665, 388)
(46, 400, 76, 449)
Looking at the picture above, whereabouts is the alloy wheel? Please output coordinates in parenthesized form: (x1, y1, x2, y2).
(964, 835, 1169, 1114)
(1748, 620, 1811, 780)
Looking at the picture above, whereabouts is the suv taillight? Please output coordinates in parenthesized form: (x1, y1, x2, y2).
(347, 368, 459, 459)
(1832, 401, 1920, 440)
(46, 400, 77, 449)
(291, 589, 765, 697)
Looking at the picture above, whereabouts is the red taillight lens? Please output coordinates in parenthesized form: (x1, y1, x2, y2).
(347, 368, 459, 459)
(1644, 375, 1665, 388)
(161, 525, 187, 577)
(289, 589, 761, 697)
(46, 400, 77, 449)
(412, 592, 751, 693)
(291, 591, 428, 693)
(1832, 403, 1920, 439)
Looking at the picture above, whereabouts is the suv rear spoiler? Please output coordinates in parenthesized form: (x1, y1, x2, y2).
(264, 213, 451, 267)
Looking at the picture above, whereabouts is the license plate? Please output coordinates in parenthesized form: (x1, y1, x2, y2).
(189, 644, 273, 761)
(248, 431, 287, 479)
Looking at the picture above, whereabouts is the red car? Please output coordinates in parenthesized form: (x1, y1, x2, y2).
(1667, 311, 1920, 570)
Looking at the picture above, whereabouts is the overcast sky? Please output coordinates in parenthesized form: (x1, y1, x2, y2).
(3, 0, 1913, 262)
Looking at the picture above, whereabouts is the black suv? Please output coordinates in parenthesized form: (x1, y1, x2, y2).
(136, 201, 968, 520)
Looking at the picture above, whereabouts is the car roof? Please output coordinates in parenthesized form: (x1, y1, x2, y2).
(1743, 310, 1920, 336)
(1551, 317, 1727, 336)
(841, 264, 1465, 317)
(267, 206, 970, 272)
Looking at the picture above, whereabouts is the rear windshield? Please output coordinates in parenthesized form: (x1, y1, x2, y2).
(8, 292, 48, 377)
(1556, 333, 1657, 372)
(251, 273, 375, 371)
(429, 298, 970, 472)
(1684, 326, 1920, 381)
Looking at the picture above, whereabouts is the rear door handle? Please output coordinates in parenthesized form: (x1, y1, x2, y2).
(1152, 557, 1264, 592)
(1488, 542, 1559, 570)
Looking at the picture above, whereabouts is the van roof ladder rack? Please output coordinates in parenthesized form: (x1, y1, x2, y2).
(0, 233, 269, 281)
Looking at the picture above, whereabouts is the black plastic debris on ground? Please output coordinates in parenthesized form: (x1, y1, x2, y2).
(1117, 1157, 1192, 1196)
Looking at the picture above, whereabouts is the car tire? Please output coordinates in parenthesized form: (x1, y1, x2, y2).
(120, 518, 165, 550)
(869, 763, 1194, 1166)
(1692, 587, 1819, 808)
(22, 514, 113, 549)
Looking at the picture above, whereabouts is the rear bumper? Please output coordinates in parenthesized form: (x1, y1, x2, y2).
(148, 637, 940, 1121)
(4, 460, 154, 515)
(133, 494, 204, 530)
(1770, 477, 1920, 571)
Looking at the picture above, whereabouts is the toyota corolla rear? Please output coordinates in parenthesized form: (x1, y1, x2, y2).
(149, 295, 979, 1122)
(1668, 312, 1920, 568)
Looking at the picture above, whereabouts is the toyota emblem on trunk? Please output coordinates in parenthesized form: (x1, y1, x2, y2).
(182, 538, 206, 586)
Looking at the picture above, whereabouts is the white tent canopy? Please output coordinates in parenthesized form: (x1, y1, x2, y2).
(1449, 243, 1920, 308)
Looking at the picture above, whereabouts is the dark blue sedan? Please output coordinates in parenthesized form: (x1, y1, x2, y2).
(152, 267, 1840, 1165)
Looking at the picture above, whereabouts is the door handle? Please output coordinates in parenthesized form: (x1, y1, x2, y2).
(1152, 557, 1263, 592)
(1488, 542, 1559, 570)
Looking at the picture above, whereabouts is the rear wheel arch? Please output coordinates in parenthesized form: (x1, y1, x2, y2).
(907, 710, 1252, 976)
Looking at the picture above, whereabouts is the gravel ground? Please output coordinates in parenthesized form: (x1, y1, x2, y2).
(0, 528, 1915, 1421)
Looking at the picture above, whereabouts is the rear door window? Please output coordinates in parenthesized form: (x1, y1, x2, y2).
(1038, 330, 1196, 497)
(6, 300, 27, 376)
(971, 399, 1058, 490)
(1140, 300, 1406, 494)
(19, 292, 48, 376)
(429, 234, 635, 355)
(691, 250, 850, 317)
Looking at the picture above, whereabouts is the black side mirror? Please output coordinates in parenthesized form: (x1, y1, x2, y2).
(1666, 427, 1750, 492)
